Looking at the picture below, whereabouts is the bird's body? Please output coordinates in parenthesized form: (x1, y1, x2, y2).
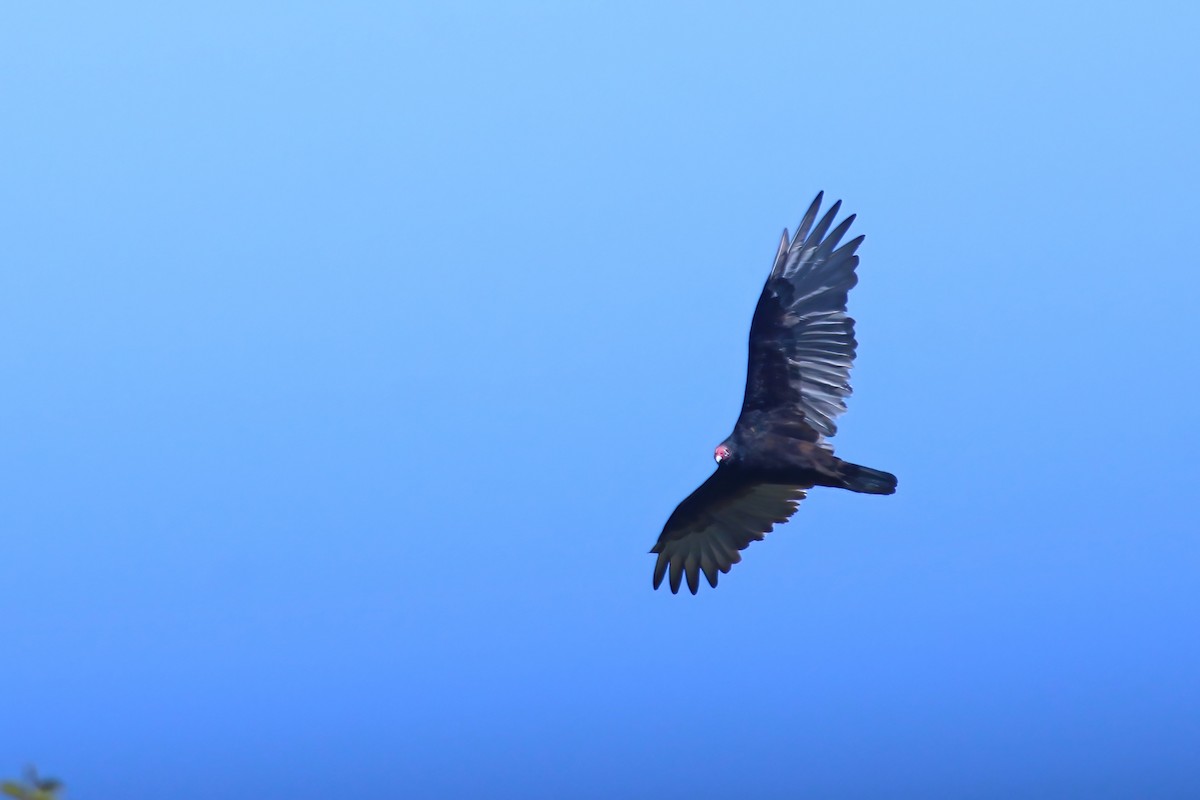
(717, 410, 896, 491)
(651, 193, 897, 594)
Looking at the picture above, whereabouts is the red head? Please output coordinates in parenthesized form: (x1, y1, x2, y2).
(714, 444, 732, 464)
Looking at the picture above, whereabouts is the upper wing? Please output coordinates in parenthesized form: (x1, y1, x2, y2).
(740, 192, 864, 438)
(651, 469, 807, 594)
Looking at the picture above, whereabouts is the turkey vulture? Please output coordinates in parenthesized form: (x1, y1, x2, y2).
(651, 193, 897, 594)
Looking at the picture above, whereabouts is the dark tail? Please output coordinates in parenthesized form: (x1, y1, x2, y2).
(840, 462, 898, 495)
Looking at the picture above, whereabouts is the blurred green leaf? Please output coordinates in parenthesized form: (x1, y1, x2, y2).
(1, 767, 63, 800)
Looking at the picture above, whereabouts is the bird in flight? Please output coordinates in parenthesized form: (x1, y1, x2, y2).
(651, 193, 897, 594)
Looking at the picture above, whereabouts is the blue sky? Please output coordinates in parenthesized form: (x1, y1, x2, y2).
(3, 2, 1198, 797)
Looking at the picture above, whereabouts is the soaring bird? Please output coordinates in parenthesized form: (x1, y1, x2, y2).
(651, 193, 897, 594)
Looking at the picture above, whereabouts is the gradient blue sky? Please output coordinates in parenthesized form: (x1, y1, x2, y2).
(3, 3, 1198, 798)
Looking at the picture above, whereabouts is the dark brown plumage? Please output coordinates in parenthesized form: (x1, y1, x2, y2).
(651, 193, 897, 594)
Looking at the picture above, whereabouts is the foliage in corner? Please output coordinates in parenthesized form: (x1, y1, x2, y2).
(1, 766, 63, 800)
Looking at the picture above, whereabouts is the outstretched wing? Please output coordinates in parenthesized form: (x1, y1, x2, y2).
(651, 469, 807, 594)
(740, 192, 863, 438)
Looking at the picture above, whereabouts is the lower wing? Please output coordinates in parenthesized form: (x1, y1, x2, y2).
(651, 470, 807, 594)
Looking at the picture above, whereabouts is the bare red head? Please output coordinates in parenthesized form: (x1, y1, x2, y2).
(714, 444, 732, 464)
